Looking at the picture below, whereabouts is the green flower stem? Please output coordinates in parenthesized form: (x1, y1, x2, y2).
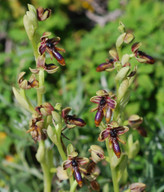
(37, 69, 45, 105)
(70, 180, 78, 192)
(37, 140, 52, 192)
(36, 67, 52, 192)
(105, 140, 119, 192)
(111, 167, 119, 192)
(55, 126, 74, 188)
(41, 162, 52, 192)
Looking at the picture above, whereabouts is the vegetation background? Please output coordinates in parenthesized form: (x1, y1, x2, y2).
(0, 0, 164, 191)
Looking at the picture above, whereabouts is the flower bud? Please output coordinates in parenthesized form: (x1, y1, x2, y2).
(52, 111, 61, 125)
(118, 21, 125, 33)
(130, 183, 146, 192)
(67, 144, 76, 156)
(89, 145, 105, 163)
(12, 87, 33, 113)
(47, 125, 58, 145)
(116, 33, 126, 48)
(23, 4, 38, 40)
(121, 54, 130, 66)
(117, 79, 129, 101)
(109, 49, 119, 60)
(115, 66, 130, 82)
(127, 134, 140, 159)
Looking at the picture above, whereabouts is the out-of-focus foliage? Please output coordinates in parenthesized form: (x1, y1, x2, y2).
(0, 0, 164, 191)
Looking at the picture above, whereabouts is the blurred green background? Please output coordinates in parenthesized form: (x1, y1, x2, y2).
(0, 0, 164, 191)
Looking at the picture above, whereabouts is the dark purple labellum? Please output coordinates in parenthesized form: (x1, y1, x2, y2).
(73, 166, 83, 187)
(45, 63, 57, 70)
(112, 139, 121, 158)
(137, 51, 155, 64)
(52, 49, 65, 66)
(96, 59, 114, 72)
(95, 110, 104, 127)
(66, 115, 86, 127)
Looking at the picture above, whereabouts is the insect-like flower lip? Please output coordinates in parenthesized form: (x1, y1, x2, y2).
(137, 51, 155, 64)
(62, 107, 86, 127)
(96, 59, 114, 72)
(131, 42, 155, 64)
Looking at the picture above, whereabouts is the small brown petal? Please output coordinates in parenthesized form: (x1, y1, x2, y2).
(29, 67, 39, 74)
(63, 160, 72, 170)
(62, 107, 72, 118)
(90, 96, 102, 104)
(37, 55, 46, 68)
(68, 152, 78, 159)
(90, 180, 100, 191)
(137, 126, 147, 137)
(76, 157, 89, 165)
(130, 182, 146, 192)
(98, 129, 110, 141)
(128, 114, 143, 128)
(96, 90, 108, 96)
(131, 42, 142, 53)
(45, 63, 59, 74)
(37, 7, 51, 21)
(41, 32, 52, 40)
